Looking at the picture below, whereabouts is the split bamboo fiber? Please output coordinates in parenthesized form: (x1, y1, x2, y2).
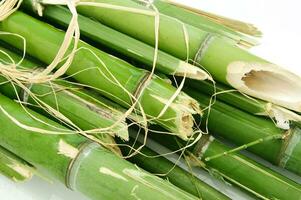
(0, 11, 201, 139)
(0, 93, 197, 200)
(152, 0, 259, 47)
(75, 0, 301, 112)
(154, 0, 262, 37)
(150, 132, 301, 200)
(0, 45, 128, 150)
(186, 89, 301, 176)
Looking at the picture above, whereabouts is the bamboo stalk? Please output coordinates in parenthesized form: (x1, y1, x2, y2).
(150, 132, 301, 199)
(0, 93, 197, 200)
(118, 128, 230, 200)
(0, 45, 128, 152)
(21, 1, 209, 81)
(76, 0, 207, 62)
(188, 79, 266, 114)
(152, 0, 259, 48)
(185, 89, 301, 176)
(75, 0, 301, 112)
(0, 11, 201, 139)
(0, 145, 34, 182)
(187, 79, 301, 129)
(73, 87, 147, 126)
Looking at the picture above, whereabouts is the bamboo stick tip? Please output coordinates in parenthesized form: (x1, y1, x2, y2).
(265, 104, 301, 129)
(226, 61, 301, 112)
(175, 61, 210, 80)
(237, 40, 259, 49)
(225, 21, 263, 38)
(176, 93, 202, 139)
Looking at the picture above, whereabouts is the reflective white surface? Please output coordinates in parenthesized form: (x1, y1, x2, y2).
(0, 176, 88, 200)
(1, 0, 301, 199)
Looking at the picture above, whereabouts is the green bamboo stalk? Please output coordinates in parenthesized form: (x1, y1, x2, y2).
(188, 79, 266, 114)
(0, 93, 197, 200)
(150, 133, 301, 199)
(21, 1, 208, 81)
(76, 0, 207, 62)
(0, 45, 128, 150)
(152, 0, 259, 47)
(75, 0, 301, 112)
(185, 89, 301, 176)
(0, 11, 201, 139)
(72, 86, 146, 125)
(118, 128, 230, 200)
(186, 79, 301, 129)
(0, 145, 34, 182)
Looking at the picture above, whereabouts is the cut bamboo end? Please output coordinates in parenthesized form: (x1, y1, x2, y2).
(226, 61, 301, 112)
(198, 13, 262, 37)
(175, 61, 210, 80)
(146, 92, 200, 140)
(213, 19, 262, 37)
(175, 93, 202, 139)
(264, 104, 301, 130)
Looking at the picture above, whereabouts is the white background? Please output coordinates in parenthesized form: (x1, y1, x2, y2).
(1, 0, 301, 199)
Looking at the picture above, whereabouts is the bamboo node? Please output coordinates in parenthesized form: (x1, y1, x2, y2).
(277, 127, 301, 168)
(194, 33, 214, 64)
(66, 141, 99, 189)
(132, 71, 152, 104)
(192, 134, 214, 159)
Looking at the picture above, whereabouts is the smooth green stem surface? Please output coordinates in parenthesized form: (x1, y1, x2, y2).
(76, 0, 209, 60)
(202, 138, 301, 200)
(187, 79, 267, 115)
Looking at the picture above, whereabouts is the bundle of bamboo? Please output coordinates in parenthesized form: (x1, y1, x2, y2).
(149, 130, 301, 199)
(0, 1, 300, 199)
(0, 11, 201, 140)
(75, 0, 301, 112)
(186, 89, 301, 176)
(0, 94, 198, 200)
(21, 1, 209, 81)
